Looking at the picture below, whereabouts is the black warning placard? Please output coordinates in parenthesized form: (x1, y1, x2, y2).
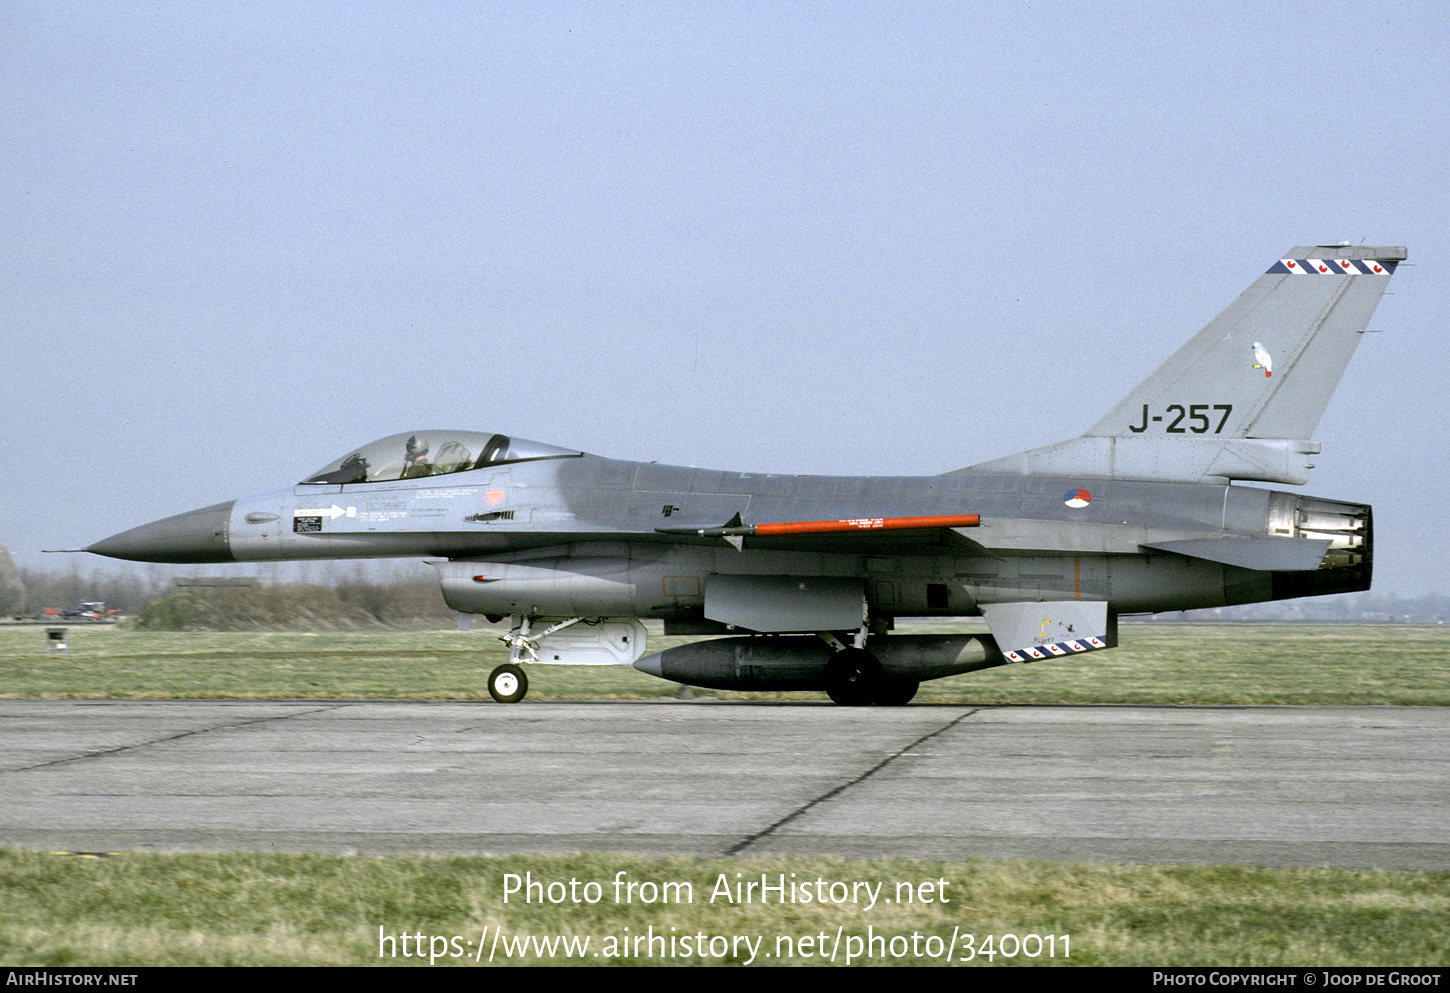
(293, 516, 323, 533)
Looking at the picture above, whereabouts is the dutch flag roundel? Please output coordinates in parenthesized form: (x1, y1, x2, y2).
(1063, 488, 1091, 509)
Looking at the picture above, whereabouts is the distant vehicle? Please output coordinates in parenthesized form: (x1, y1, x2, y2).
(48, 602, 119, 621)
(85, 244, 1404, 704)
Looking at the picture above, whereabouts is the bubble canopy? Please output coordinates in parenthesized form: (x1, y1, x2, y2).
(300, 431, 582, 485)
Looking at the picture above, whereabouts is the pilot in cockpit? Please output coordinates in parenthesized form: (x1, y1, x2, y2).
(401, 435, 432, 477)
(300, 430, 581, 486)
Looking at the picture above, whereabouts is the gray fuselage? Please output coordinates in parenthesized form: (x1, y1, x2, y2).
(184, 454, 1369, 621)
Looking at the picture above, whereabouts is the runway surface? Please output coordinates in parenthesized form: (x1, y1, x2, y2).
(1, 700, 1445, 869)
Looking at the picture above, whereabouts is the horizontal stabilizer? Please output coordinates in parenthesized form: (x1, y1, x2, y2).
(980, 600, 1110, 663)
(1141, 537, 1331, 572)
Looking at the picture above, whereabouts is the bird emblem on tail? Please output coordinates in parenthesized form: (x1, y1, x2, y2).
(1251, 342, 1273, 377)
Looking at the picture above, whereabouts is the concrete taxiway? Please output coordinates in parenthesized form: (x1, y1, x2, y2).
(1, 700, 1445, 869)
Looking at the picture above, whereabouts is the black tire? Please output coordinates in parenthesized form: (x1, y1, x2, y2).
(873, 679, 919, 706)
(488, 663, 528, 703)
(825, 648, 882, 706)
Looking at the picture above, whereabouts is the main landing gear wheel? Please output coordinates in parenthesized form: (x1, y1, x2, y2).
(873, 679, 919, 706)
(825, 648, 882, 706)
(488, 663, 528, 703)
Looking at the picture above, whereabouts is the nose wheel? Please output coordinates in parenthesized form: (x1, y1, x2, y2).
(488, 663, 528, 703)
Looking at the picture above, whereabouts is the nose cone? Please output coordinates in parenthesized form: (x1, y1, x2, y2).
(87, 501, 236, 563)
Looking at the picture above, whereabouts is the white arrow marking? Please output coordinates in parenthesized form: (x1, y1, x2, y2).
(294, 505, 353, 520)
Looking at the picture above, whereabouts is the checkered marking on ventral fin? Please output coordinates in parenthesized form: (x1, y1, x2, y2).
(1003, 635, 1108, 664)
(1268, 258, 1395, 275)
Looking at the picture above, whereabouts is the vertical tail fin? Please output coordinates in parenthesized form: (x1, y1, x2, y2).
(963, 245, 1405, 484)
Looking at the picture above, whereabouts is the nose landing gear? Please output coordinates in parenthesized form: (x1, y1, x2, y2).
(488, 663, 528, 703)
(489, 614, 579, 704)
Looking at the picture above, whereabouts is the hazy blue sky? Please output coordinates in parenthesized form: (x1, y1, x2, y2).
(4, 2, 1447, 595)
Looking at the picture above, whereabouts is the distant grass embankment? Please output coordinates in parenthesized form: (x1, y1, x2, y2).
(0, 623, 1445, 705)
(130, 582, 457, 632)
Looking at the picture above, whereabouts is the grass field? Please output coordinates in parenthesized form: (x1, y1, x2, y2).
(1, 621, 1445, 705)
(2, 850, 1445, 967)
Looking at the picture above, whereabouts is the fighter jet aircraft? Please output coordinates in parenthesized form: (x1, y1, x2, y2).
(86, 244, 1404, 705)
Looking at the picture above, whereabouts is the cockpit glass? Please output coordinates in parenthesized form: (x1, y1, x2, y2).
(300, 431, 582, 484)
